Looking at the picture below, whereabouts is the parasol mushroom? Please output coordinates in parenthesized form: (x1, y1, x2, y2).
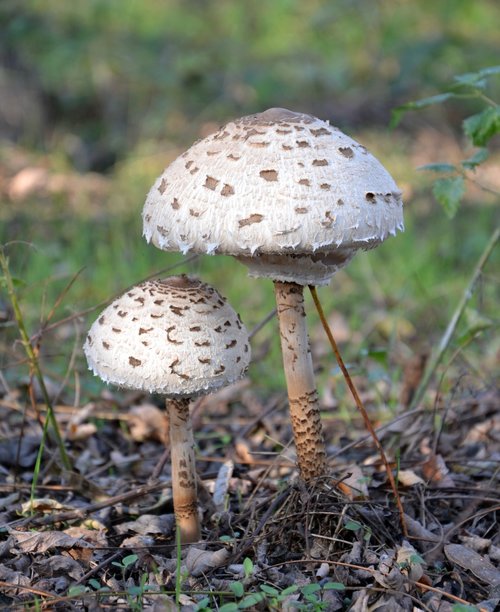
(142, 108, 404, 481)
(83, 276, 251, 542)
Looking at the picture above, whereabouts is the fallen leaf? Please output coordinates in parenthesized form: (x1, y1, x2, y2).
(397, 469, 425, 487)
(339, 465, 369, 499)
(114, 514, 175, 536)
(213, 460, 233, 511)
(9, 530, 94, 554)
(129, 403, 169, 443)
(33, 554, 85, 580)
(444, 543, 500, 586)
(421, 454, 455, 487)
(0, 564, 32, 598)
(185, 547, 229, 577)
(20, 498, 69, 515)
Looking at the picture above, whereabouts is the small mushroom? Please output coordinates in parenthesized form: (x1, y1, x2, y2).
(142, 108, 404, 482)
(83, 276, 251, 543)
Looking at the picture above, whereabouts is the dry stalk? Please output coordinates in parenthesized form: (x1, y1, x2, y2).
(309, 285, 408, 537)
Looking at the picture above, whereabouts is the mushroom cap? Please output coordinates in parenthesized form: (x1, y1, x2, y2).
(83, 276, 251, 396)
(143, 108, 404, 285)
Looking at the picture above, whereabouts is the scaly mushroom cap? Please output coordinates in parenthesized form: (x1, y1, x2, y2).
(142, 108, 404, 285)
(83, 276, 251, 396)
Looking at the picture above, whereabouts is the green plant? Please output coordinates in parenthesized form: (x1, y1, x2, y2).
(0, 244, 72, 488)
(392, 65, 500, 217)
(193, 558, 346, 611)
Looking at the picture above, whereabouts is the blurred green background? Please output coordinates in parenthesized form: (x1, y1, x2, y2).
(1, 0, 498, 400)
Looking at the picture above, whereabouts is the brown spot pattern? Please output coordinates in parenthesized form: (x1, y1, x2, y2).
(158, 178, 168, 194)
(204, 176, 219, 191)
(338, 146, 354, 158)
(259, 169, 278, 182)
(238, 213, 264, 228)
(221, 184, 235, 197)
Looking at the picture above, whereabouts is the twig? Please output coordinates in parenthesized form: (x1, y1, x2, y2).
(409, 224, 499, 410)
(9, 481, 166, 529)
(309, 285, 408, 537)
(249, 307, 277, 340)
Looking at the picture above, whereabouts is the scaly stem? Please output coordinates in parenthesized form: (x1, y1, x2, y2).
(309, 285, 408, 537)
(274, 281, 326, 481)
(167, 397, 200, 543)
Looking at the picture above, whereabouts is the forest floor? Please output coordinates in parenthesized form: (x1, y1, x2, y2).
(0, 334, 499, 611)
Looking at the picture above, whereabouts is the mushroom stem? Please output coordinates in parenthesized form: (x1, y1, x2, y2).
(274, 281, 327, 481)
(166, 397, 200, 543)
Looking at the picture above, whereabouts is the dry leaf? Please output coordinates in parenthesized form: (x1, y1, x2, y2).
(185, 547, 229, 577)
(213, 460, 233, 511)
(373, 551, 405, 590)
(20, 498, 71, 514)
(66, 422, 97, 441)
(9, 530, 94, 554)
(0, 563, 31, 596)
(339, 464, 369, 499)
(399, 353, 428, 408)
(129, 403, 169, 443)
(114, 514, 175, 536)
(397, 469, 424, 487)
(396, 541, 425, 581)
(444, 544, 500, 586)
(421, 454, 455, 487)
(33, 554, 85, 580)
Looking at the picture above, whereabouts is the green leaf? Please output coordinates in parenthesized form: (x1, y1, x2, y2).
(453, 72, 487, 89)
(432, 176, 465, 218)
(323, 582, 346, 591)
(344, 519, 362, 531)
(478, 65, 500, 78)
(243, 557, 253, 579)
(195, 597, 210, 610)
(239, 593, 265, 608)
(417, 163, 456, 173)
(259, 584, 280, 597)
(280, 585, 299, 596)
(121, 553, 138, 568)
(390, 93, 456, 127)
(300, 583, 322, 595)
(219, 604, 239, 612)
(463, 107, 500, 147)
(409, 553, 425, 565)
(67, 585, 88, 596)
(451, 605, 478, 612)
(457, 308, 494, 345)
(88, 579, 101, 590)
(230, 581, 244, 598)
(461, 148, 489, 170)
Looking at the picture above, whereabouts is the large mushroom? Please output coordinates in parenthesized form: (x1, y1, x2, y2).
(83, 276, 251, 542)
(142, 108, 404, 481)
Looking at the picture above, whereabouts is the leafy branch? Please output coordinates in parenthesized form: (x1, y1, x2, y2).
(392, 66, 500, 217)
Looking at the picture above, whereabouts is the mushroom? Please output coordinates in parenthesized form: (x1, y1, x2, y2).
(142, 108, 404, 481)
(83, 276, 251, 542)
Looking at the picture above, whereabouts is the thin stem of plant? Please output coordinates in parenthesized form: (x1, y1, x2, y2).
(309, 285, 408, 537)
(409, 224, 499, 410)
(0, 249, 72, 472)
